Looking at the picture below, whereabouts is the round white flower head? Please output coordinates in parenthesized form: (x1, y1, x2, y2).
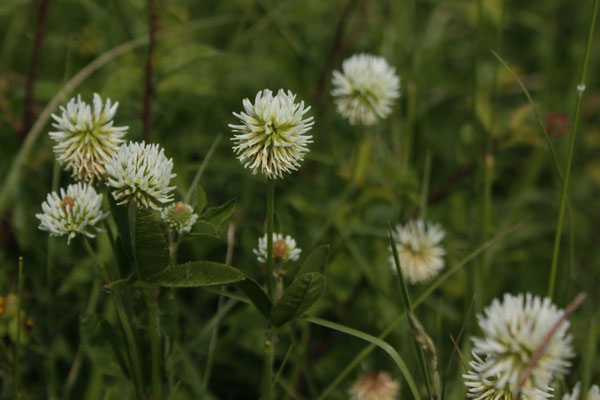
(463, 352, 553, 400)
(161, 201, 198, 234)
(36, 183, 108, 244)
(349, 371, 400, 400)
(464, 293, 574, 399)
(389, 219, 445, 284)
(253, 233, 301, 264)
(229, 89, 314, 179)
(105, 141, 176, 210)
(331, 53, 400, 126)
(49, 93, 128, 182)
(562, 383, 600, 400)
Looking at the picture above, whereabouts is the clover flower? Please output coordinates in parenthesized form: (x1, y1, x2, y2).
(349, 371, 400, 400)
(161, 201, 198, 234)
(389, 219, 445, 284)
(229, 89, 314, 179)
(253, 233, 301, 264)
(463, 352, 553, 400)
(562, 383, 600, 400)
(49, 93, 128, 182)
(331, 53, 400, 126)
(36, 183, 107, 244)
(463, 293, 574, 399)
(105, 141, 176, 210)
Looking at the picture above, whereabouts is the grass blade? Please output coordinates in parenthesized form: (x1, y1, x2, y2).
(305, 316, 422, 400)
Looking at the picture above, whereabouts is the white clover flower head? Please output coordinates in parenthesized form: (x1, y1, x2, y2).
(161, 201, 198, 234)
(389, 219, 445, 284)
(36, 183, 108, 244)
(331, 53, 400, 126)
(229, 89, 314, 179)
(253, 233, 301, 264)
(562, 383, 600, 400)
(105, 141, 176, 210)
(463, 352, 553, 400)
(49, 93, 128, 182)
(349, 371, 400, 400)
(464, 293, 574, 399)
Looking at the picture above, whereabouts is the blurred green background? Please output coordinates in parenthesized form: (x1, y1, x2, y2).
(1, 0, 599, 398)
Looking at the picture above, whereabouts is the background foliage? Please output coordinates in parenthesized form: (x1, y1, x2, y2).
(1, 0, 599, 398)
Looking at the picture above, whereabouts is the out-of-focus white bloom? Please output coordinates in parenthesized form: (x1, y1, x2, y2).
(390, 219, 445, 284)
(331, 53, 400, 126)
(36, 183, 108, 244)
(105, 141, 176, 210)
(49, 93, 128, 182)
(229, 89, 314, 179)
(349, 371, 400, 400)
(253, 233, 301, 264)
(562, 383, 600, 400)
(464, 293, 574, 399)
(161, 201, 198, 234)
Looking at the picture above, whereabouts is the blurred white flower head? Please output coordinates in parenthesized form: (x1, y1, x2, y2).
(49, 93, 128, 182)
(464, 293, 574, 399)
(390, 219, 445, 284)
(229, 89, 314, 179)
(562, 383, 600, 400)
(105, 141, 176, 210)
(253, 233, 301, 264)
(161, 201, 198, 234)
(36, 183, 108, 244)
(349, 371, 400, 400)
(331, 53, 400, 126)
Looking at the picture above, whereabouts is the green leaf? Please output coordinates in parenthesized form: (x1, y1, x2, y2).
(201, 199, 236, 229)
(236, 277, 272, 318)
(80, 314, 126, 378)
(146, 261, 245, 287)
(196, 186, 207, 213)
(135, 208, 170, 280)
(190, 221, 220, 238)
(284, 244, 329, 288)
(270, 272, 325, 328)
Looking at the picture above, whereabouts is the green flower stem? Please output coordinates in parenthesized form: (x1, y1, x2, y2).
(81, 238, 145, 400)
(548, 0, 599, 299)
(14, 256, 23, 397)
(264, 180, 276, 400)
(145, 288, 162, 400)
(262, 330, 274, 400)
(266, 179, 275, 298)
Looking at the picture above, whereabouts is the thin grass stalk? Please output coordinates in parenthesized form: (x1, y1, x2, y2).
(203, 223, 236, 393)
(63, 281, 102, 399)
(419, 150, 432, 219)
(389, 227, 433, 399)
(184, 134, 222, 203)
(46, 160, 61, 398)
(14, 256, 23, 397)
(81, 238, 145, 400)
(548, 0, 600, 299)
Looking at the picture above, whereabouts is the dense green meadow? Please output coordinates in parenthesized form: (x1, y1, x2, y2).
(1, 0, 599, 398)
